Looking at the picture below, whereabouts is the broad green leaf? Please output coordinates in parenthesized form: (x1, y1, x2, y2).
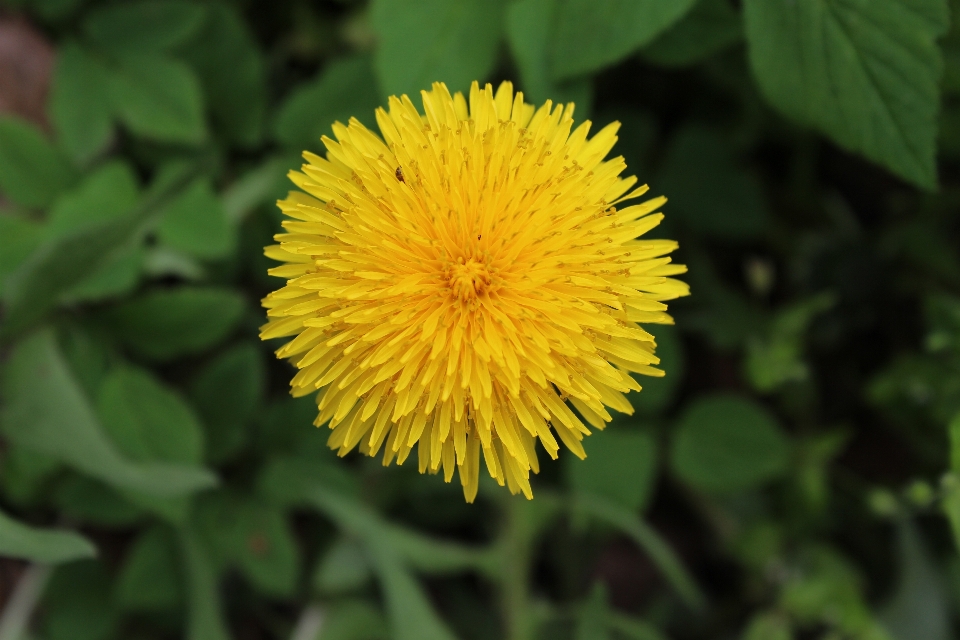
(0, 116, 77, 208)
(115, 525, 182, 612)
(549, 0, 699, 80)
(371, 0, 505, 97)
(177, 525, 232, 640)
(506, 0, 594, 107)
(196, 493, 300, 597)
(42, 561, 119, 640)
(179, 2, 266, 147)
(671, 394, 790, 493)
(640, 0, 743, 67)
(0, 214, 44, 296)
(189, 343, 264, 464)
(631, 324, 684, 415)
(45, 161, 144, 302)
(98, 365, 205, 466)
(568, 429, 658, 511)
(60, 246, 143, 304)
(0, 163, 195, 340)
(98, 287, 245, 361)
(274, 55, 381, 153)
(53, 475, 144, 527)
(0, 507, 96, 563)
(571, 493, 705, 611)
(83, 0, 206, 53)
(0, 329, 217, 496)
(742, 0, 949, 189)
(48, 42, 114, 163)
(108, 53, 206, 144)
(2, 444, 61, 506)
(46, 160, 139, 237)
(657, 125, 768, 239)
(880, 520, 949, 640)
(157, 178, 235, 260)
(313, 537, 373, 595)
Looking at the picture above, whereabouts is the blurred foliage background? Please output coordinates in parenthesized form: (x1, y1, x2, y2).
(0, 0, 959, 639)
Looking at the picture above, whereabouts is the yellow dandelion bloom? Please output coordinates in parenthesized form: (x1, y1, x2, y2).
(261, 80, 688, 502)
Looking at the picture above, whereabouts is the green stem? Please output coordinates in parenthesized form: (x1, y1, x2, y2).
(501, 497, 534, 640)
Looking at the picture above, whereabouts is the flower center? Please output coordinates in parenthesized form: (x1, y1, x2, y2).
(449, 258, 492, 300)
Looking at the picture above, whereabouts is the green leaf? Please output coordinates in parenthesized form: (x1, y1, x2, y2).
(196, 493, 300, 597)
(0, 329, 217, 497)
(222, 156, 289, 224)
(157, 178, 235, 260)
(46, 160, 139, 238)
(60, 246, 143, 304)
(640, 0, 743, 67)
(0, 116, 77, 208)
(657, 125, 769, 239)
(48, 42, 114, 163)
(313, 537, 374, 595)
(42, 561, 119, 640)
(746, 294, 835, 393)
(631, 324, 684, 415)
(274, 55, 381, 153)
(0, 163, 195, 340)
(549, 0, 699, 80)
(742, 0, 948, 189)
(576, 583, 612, 640)
(53, 475, 144, 527)
(83, 0, 206, 53)
(321, 600, 389, 640)
(671, 394, 790, 493)
(372, 551, 458, 640)
(115, 525, 182, 612)
(44, 162, 145, 303)
(178, 2, 266, 147)
(371, 0, 505, 97)
(189, 343, 264, 464)
(568, 429, 658, 511)
(0, 214, 44, 296)
(0, 507, 96, 563)
(177, 525, 232, 640)
(107, 53, 207, 144)
(98, 287, 245, 361)
(1, 444, 61, 506)
(98, 365, 205, 465)
(506, 0, 595, 107)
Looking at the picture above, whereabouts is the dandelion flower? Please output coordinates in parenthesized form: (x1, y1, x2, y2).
(261, 81, 688, 502)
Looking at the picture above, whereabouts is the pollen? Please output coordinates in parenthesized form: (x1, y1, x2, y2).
(260, 80, 689, 502)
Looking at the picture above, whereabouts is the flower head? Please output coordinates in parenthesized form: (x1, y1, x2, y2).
(261, 81, 688, 502)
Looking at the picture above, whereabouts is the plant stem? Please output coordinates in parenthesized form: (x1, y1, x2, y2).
(0, 564, 51, 640)
(501, 497, 534, 640)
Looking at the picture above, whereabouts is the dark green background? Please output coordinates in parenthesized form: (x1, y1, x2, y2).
(0, 0, 959, 639)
